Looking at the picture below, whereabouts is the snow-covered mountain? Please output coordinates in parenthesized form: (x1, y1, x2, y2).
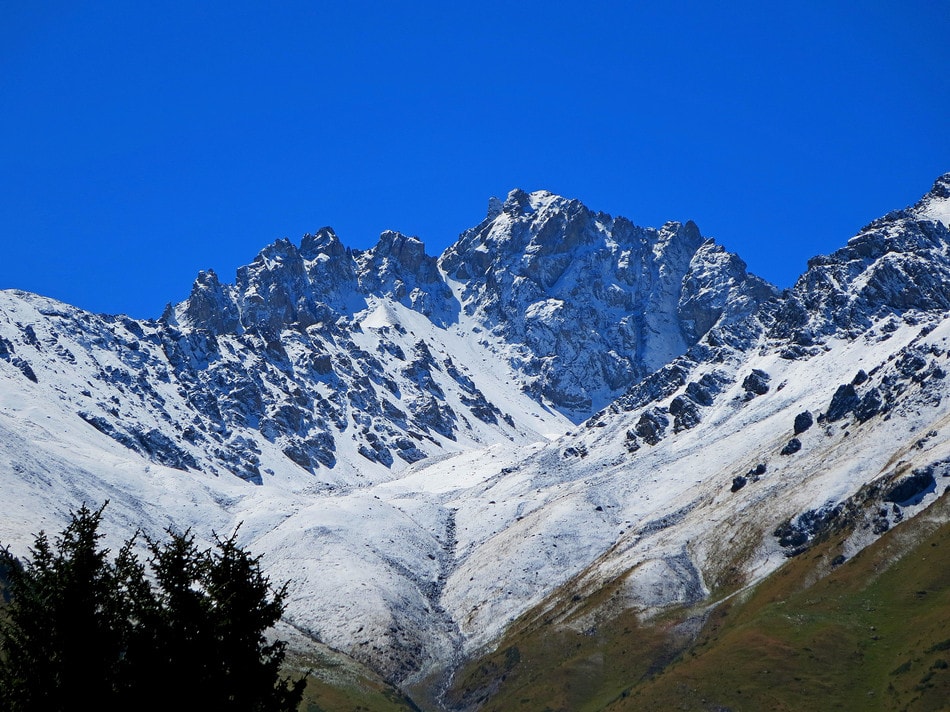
(440, 189, 775, 418)
(1, 175, 949, 704)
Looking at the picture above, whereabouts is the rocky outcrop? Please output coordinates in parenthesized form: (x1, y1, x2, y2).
(355, 231, 457, 324)
(440, 190, 777, 419)
(770, 174, 950, 344)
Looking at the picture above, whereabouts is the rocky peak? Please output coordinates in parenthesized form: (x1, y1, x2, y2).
(171, 268, 241, 333)
(659, 219, 703, 248)
(910, 172, 950, 228)
(502, 188, 531, 214)
(926, 172, 950, 200)
(257, 237, 299, 261)
(650, 221, 706, 273)
(354, 231, 456, 323)
(486, 196, 504, 220)
(361, 231, 432, 277)
(770, 176, 950, 344)
(440, 190, 595, 281)
(438, 190, 776, 419)
(235, 239, 317, 332)
(166, 188, 778, 421)
(678, 241, 778, 345)
(300, 226, 346, 259)
(171, 229, 361, 337)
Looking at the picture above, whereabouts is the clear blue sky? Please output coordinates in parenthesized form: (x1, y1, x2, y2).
(2, 1, 948, 319)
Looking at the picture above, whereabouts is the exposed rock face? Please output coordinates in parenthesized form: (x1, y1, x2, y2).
(354, 231, 457, 324)
(14, 188, 777, 483)
(678, 240, 777, 343)
(770, 175, 950, 345)
(780, 437, 802, 456)
(174, 269, 241, 334)
(793, 411, 813, 434)
(161, 189, 781, 440)
(825, 384, 860, 422)
(742, 369, 771, 397)
(439, 189, 777, 418)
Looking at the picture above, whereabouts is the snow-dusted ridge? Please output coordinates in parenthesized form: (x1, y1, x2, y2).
(1, 174, 950, 690)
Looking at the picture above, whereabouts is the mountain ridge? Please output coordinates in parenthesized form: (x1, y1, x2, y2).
(0, 174, 949, 704)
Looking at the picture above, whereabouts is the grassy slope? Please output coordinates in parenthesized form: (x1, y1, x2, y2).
(442, 493, 950, 712)
(282, 638, 422, 712)
(441, 572, 698, 711)
(4, 501, 947, 712)
(296, 664, 420, 712)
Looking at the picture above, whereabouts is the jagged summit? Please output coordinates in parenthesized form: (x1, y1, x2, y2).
(300, 226, 346, 258)
(439, 189, 776, 417)
(160, 190, 776, 421)
(485, 195, 504, 220)
(355, 230, 455, 323)
(769, 177, 950, 345)
(501, 188, 563, 215)
(911, 171, 950, 227)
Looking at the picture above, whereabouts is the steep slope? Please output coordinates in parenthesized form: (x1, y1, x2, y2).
(422, 312, 950, 666)
(0, 289, 548, 487)
(771, 173, 950, 345)
(440, 189, 775, 419)
(442, 467, 950, 712)
(160, 228, 558, 482)
(616, 493, 950, 712)
(385, 176, 944, 671)
(427, 173, 950, 705)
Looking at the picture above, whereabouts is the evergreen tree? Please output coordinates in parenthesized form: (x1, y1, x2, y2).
(203, 529, 303, 711)
(0, 504, 146, 710)
(0, 503, 306, 712)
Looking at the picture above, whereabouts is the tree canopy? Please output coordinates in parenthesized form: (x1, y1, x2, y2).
(0, 503, 305, 712)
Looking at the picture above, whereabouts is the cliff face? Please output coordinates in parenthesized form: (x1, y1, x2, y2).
(439, 189, 775, 417)
(771, 174, 950, 345)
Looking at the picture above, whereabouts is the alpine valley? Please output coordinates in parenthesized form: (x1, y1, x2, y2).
(3, 176, 950, 710)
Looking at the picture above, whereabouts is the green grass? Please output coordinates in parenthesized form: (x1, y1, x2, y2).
(284, 645, 421, 712)
(440, 493, 950, 711)
(614, 494, 950, 712)
(441, 576, 698, 712)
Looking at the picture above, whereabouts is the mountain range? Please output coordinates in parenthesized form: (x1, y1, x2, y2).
(2, 174, 950, 709)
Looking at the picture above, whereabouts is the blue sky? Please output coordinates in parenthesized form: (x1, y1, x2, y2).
(2, 2, 948, 319)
